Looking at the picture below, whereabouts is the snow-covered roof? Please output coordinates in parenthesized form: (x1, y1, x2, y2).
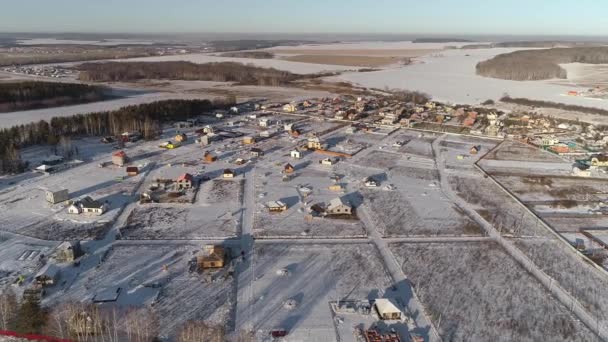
(267, 201, 287, 209)
(374, 298, 401, 315)
(328, 197, 349, 210)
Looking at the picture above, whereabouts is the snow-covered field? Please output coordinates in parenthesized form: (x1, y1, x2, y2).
(236, 243, 396, 341)
(16, 38, 155, 46)
(335, 47, 608, 109)
(267, 41, 477, 51)
(391, 241, 598, 341)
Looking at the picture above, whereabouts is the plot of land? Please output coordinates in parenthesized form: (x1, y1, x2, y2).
(391, 242, 598, 342)
(237, 243, 395, 341)
(282, 55, 405, 67)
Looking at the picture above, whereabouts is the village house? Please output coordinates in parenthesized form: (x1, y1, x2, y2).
(176, 173, 194, 190)
(197, 245, 226, 270)
(284, 163, 295, 174)
(45, 188, 69, 204)
(250, 148, 263, 157)
(326, 197, 352, 216)
(307, 136, 323, 150)
(320, 157, 338, 166)
(541, 136, 560, 146)
(283, 103, 297, 113)
(223, 169, 236, 178)
(590, 154, 608, 167)
(374, 298, 402, 320)
(54, 241, 83, 263)
(69, 196, 108, 216)
(243, 136, 256, 145)
(175, 133, 187, 143)
(204, 151, 217, 163)
(259, 118, 272, 127)
(267, 200, 288, 212)
(111, 150, 127, 167)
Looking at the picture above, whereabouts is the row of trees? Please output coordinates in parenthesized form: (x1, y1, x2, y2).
(218, 51, 275, 59)
(0, 81, 108, 113)
(0, 98, 233, 174)
(0, 289, 245, 341)
(78, 61, 298, 86)
(476, 46, 608, 80)
(500, 95, 608, 117)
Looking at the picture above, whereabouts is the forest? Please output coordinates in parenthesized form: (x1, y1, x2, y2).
(0, 98, 230, 174)
(0, 81, 109, 112)
(218, 51, 275, 59)
(500, 96, 608, 116)
(476, 47, 608, 80)
(78, 61, 298, 85)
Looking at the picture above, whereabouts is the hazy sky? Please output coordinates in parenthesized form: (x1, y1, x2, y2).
(1, 0, 607, 36)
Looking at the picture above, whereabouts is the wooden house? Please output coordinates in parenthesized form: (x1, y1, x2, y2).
(326, 197, 352, 215)
(197, 245, 226, 269)
(35, 264, 60, 287)
(223, 169, 236, 178)
(284, 163, 295, 174)
(126, 166, 139, 176)
(267, 201, 288, 212)
(204, 151, 217, 163)
(54, 241, 83, 263)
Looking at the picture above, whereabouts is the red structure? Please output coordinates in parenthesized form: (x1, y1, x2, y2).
(0, 330, 72, 342)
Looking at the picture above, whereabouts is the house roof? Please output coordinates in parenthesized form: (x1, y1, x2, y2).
(199, 246, 225, 262)
(284, 163, 294, 169)
(177, 173, 193, 182)
(112, 150, 127, 158)
(79, 196, 104, 209)
(328, 197, 350, 210)
(224, 169, 235, 174)
(374, 298, 401, 316)
(126, 166, 138, 172)
(267, 201, 287, 209)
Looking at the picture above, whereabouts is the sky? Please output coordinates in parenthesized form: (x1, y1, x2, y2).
(1, 0, 607, 36)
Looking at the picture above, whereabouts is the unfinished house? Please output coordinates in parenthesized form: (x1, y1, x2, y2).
(204, 151, 217, 163)
(326, 197, 352, 216)
(243, 136, 256, 145)
(197, 245, 226, 270)
(374, 298, 402, 320)
(54, 241, 83, 263)
(35, 264, 60, 287)
(176, 173, 194, 190)
(45, 188, 69, 204)
(111, 150, 127, 167)
(307, 136, 323, 150)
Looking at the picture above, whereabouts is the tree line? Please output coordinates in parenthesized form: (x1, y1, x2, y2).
(0, 98, 232, 174)
(0, 81, 109, 113)
(476, 47, 608, 80)
(0, 289, 250, 341)
(500, 95, 608, 117)
(78, 61, 299, 86)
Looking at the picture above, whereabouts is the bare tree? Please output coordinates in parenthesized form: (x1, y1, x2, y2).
(177, 320, 225, 342)
(124, 307, 159, 342)
(0, 288, 17, 329)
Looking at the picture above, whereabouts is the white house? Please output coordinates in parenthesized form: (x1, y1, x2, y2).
(71, 196, 108, 216)
(68, 203, 82, 215)
(290, 149, 302, 159)
(320, 157, 338, 166)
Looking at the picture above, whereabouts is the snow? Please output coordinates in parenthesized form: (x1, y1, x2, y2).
(335, 47, 608, 109)
(16, 38, 155, 46)
(267, 41, 479, 51)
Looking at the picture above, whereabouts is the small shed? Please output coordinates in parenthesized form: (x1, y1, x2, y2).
(112, 150, 127, 167)
(126, 166, 139, 176)
(374, 298, 402, 320)
(176, 173, 194, 190)
(364, 177, 379, 187)
(290, 149, 302, 159)
(45, 188, 69, 204)
(197, 245, 226, 269)
(223, 169, 236, 178)
(204, 151, 217, 163)
(54, 241, 83, 263)
(243, 136, 256, 145)
(35, 264, 60, 287)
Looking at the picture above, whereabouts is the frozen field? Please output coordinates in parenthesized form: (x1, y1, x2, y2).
(236, 243, 396, 342)
(513, 238, 608, 330)
(483, 140, 565, 163)
(334, 47, 608, 109)
(391, 242, 598, 342)
(44, 244, 235, 339)
(0, 235, 57, 287)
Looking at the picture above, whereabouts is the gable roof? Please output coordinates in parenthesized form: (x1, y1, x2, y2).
(79, 196, 104, 209)
(374, 298, 401, 315)
(112, 150, 127, 158)
(177, 173, 193, 182)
